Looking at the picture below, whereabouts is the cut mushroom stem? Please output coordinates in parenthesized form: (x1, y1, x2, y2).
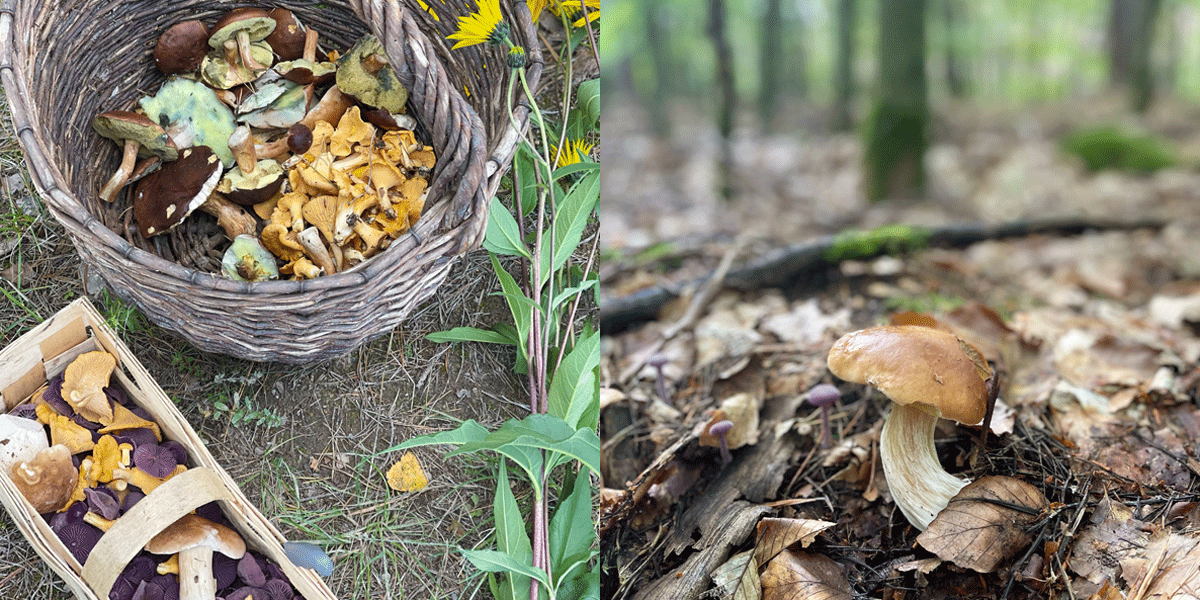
(303, 27, 319, 62)
(98, 140, 140, 203)
(198, 193, 258, 240)
(297, 227, 336, 274)
(222, 38, 240, 66)
(228, 125, 257, 174)
(879, 403, 970, 531)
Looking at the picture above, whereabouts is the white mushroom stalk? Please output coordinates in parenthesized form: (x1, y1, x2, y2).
(879, 402, 970, 531)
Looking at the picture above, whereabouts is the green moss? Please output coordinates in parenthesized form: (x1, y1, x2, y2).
(862, 101, 928, 201)
(1060, 126, 1177, 174)
(824, 224, 931, 262)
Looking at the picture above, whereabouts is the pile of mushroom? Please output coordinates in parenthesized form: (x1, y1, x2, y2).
(1, 350, 305, 600)
(92, 7, 433, 281)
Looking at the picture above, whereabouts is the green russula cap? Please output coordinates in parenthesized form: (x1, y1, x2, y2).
(139, 77, 238, 167)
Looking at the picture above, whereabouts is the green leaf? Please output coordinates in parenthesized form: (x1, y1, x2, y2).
(483, 197, 531, 258)
(577, 79, 600, 129)
(547, 329, 600, 430)
(542, 169, 599, 285)
(461, 549, 551, 588)
(556, 567, 600, 600)
(448, 414, 601, 475)
(493, 462, 532, 600)
(548, 467, 597, 580)
(552, 160, 599, 180)
(380, 420, 490, 454)
(513, 141, 540, 217)
(425, 326, 515, 346)
(491, 254, 531, 367)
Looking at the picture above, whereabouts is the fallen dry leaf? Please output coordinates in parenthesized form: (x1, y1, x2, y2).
(760, 550, 851, 600)
(916, 475, 1048, 573)
(386, 451, 429, 492)
(1123, 529, 1200, 599)
(753, 518, 837, 568)
(711, 550, 762, 600)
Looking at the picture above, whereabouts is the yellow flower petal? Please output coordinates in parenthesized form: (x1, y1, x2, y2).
(448, 0, 507, 50)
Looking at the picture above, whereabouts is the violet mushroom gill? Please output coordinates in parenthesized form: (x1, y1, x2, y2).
(826, 325, 989, 530)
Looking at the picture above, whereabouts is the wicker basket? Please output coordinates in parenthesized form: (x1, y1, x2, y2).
(0, 298, 339, 600)
(0, 0, 542, 363)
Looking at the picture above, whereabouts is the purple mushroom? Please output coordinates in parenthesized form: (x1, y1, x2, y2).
(263, 578, 295, 600)
(133, 443, 179, 478)
(115, 428, 160, 449)
(85, 487, 122, 520)
(707, 420, 734, 464)
(237, 552, 268, 587)
(53, 520, 103, 564)
(807, 383, 842, 449)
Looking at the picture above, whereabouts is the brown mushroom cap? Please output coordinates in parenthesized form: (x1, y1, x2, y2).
(133, 146, 223, 238)
(209, 8, 276, 49)
(827, 325, 988, 425)
(11, 444, 78, 514)
(264, 8, 307, 61)
(154, 20, 210, 75)
(145, 513, 246, 557)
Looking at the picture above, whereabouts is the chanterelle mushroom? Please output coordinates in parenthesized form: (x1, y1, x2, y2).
(827, 325, 989, 530)
(145, 514, 246, 600)
(62, 351, 117, 423)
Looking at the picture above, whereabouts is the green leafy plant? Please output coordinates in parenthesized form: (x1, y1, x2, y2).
(386, 4, 601, 599)
(205, 388, 285, 428)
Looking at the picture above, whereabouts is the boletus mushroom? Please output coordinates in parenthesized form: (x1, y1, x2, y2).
(11, 444, 79, 513)
(91, 111, 178, 203)
(133, 146, 256, 241)
(145, 514, 246, 600)
(827, 325, 989, 530)
(154, 20, 210, 75)
(208, 8, 277, 71)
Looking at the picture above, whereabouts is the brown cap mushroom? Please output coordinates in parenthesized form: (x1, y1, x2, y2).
(11, 444, 79, 513)
(264, 8, 308, 61)
(92, 111, 178, 203)
(133, 146, 223, 238)
(827, 325, 989, 530)
(145, 514, 246, 600)
(209, 8, 276, 71)
(154, 20, 210, 75)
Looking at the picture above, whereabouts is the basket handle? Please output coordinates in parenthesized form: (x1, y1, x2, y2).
(348, 0, 490, 252)
(80, 467, 233, 599)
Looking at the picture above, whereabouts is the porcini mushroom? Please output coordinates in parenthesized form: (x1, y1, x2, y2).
(91, 111, 178, 203)
(154, 20, 210, 75)
(145, 514, 246, 600)
(827, 325, 989, 530)
(0, 413, 50, 472)
(264, 8, 307, 61)
(133, 146, 257, 241)
(209, 8, 277, 71)
(11, 444, 79, 513)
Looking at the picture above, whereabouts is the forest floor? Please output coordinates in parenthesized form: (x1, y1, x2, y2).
(599, 94, 1200, 599)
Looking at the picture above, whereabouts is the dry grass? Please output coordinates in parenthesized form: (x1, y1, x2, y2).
(0, 49, 568, 600)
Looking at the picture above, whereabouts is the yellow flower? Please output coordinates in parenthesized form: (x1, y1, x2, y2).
(448, 0, 509, 50)
(416, 0, 440, 21)
(528, 0, 600, 26)
(552, 139, 595, 169)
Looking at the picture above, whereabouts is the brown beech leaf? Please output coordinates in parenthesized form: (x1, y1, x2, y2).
(753, 518, 837, 568)
(916, 476, 1048, 573)
(760, 550, 851, 600)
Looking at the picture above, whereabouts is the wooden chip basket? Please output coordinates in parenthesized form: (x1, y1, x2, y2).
(0, 0, 542, 363)
(0, 298, 339, 600)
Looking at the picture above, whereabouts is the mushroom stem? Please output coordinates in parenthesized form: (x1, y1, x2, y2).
(302, 28, 319, 62)
(99, 140, 140, 203)
(879, 403, 970, 531)
(297, 227, 336, 274)
(177, 545, 217, 600)
(198, 193, 258, 240)
(222, 38, 240, 66)
(237, 30, 267, 70)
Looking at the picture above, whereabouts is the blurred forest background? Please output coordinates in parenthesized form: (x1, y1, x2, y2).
(600, 0, 1200, 254)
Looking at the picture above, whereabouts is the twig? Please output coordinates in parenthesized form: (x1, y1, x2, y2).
(618, 235, 747, 386)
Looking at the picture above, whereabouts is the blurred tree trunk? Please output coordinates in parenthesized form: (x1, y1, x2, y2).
(831, 0, 857, 132)
(864, 0, 927, 202)
(644, 2, 672, 137)
(759, 0, 783, 132)
(943, 0, 967, 97)
(1108, 0, 1136, 86)
(1130, 0, 1163, 112)
(709, 0, 735, 200)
